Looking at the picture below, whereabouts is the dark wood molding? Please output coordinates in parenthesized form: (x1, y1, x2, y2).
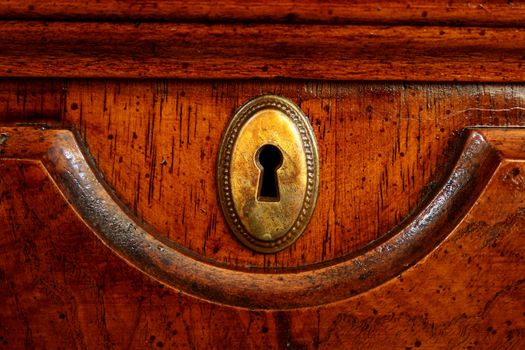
(1, 1, 524, 26)
(1, 22, 525, 81)
(2, 126, 520, 309)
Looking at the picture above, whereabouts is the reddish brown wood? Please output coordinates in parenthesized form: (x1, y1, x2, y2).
(0, 79, 65, 123)
(0, 0, 524, 26)
(2, 81, 525, 271)
(0, 1, 525, 344)
(1, 133, 525, 347)
(2, 22, 525, 81)
(0, 125, 521, 309)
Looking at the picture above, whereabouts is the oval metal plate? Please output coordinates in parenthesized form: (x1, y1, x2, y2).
(217, 95, 319, 253)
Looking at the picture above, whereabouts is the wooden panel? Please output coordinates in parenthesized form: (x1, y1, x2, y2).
(0, 0, 524, 26)
(2, 80, 525, 272)
(61, 81, 525, 269)
(0, 126, 502, 308)
(1, 152, 524, 347)
(0, 79, 65, 122)
(1, 0, 524, 345)
(2, 23, 525, 81)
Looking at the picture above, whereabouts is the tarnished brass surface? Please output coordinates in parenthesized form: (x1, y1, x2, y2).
(217, 95, 319, 253)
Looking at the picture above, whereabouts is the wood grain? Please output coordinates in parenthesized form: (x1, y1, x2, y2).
(0, 79, 65, 123)
(0, 125, 506, 308)
(1, 141, 524, 347)
(2, 80, 525, 271)
(2, 22, 525, 81)
(1, 0, 524, 345)
(0, 0, 524, 26)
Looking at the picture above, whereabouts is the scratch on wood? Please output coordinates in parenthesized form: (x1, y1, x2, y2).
(0, 132, 9, 146)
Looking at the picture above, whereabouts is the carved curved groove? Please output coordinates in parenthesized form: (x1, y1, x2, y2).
(1, 126, 522, 309)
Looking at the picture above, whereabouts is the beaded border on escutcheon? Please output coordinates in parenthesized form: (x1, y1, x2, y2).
(217, 95, 319, 253)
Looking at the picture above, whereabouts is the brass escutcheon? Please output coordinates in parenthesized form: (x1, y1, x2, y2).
(217, 95, 319, 253)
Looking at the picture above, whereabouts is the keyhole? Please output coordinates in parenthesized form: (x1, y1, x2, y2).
(256, 144, 283, 201)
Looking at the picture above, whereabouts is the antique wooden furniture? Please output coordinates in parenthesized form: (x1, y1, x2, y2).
(1, 1, 525, 349)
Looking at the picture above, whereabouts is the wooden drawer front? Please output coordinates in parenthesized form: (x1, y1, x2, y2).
(1, 5, 525, 348)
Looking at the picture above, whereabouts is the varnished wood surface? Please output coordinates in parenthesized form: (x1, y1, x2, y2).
(1, 0, 524, 26)
(0, 126, 504, 308)
(2, 23, 525, 81)
(2, 80, 525, 271)
(1, 144, 524, 347)
(1, 0, 525, 345)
